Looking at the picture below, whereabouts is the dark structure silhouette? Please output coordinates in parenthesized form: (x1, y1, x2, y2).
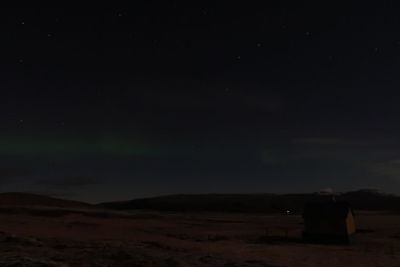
(302, 199, 356, 244)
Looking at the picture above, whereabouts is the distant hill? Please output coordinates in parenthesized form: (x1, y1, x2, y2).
(340, 189, 400, 211)
(99, 190, 400, 214)
(99, 194, 315, 213)
(0, 193, 92, 209)
(1, 190, 398, 214)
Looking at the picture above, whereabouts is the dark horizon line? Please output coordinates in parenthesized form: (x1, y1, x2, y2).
(0, 188, 392, 205)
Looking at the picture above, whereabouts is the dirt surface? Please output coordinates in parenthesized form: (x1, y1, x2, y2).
(0, 208, 399, 266)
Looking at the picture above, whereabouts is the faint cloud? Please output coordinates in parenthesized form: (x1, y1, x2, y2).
(385, 159, 400, 165)
(292, 138, 363, 146)
(0, 168, 31, 184)
(370, 159, 400, 178)
(0, 168, 30, 178)
(293, 137, 400, 148)
(37, 176, 101, 188)
(15, 190, 77, 199)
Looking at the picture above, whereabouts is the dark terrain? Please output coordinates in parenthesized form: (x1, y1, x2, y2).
(99, 189, 400, 214)
(0, 191, 399, 266)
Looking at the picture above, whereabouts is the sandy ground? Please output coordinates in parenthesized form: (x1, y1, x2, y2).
(0, 208, 399, 266)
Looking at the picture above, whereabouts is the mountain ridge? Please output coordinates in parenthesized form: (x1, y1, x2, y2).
(0, 192, 92, 209)
(1, 190, 399, 213)
(98, 189, 400, 213)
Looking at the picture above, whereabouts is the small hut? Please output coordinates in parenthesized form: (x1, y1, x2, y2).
(302, 200, 355, 244)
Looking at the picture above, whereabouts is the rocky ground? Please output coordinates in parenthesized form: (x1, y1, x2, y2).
(0, 208, 399, 266)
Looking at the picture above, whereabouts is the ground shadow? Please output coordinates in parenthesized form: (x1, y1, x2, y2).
(356, 228, 375, 234)
(253, 235, 304, 245)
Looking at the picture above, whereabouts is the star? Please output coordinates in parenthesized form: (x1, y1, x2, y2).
(21, 21, 25, 25)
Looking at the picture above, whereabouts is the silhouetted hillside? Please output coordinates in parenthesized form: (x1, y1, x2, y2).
(340, 189, 400, 211)
(99, 190, 400, 213)
(1, 190, 398, 214)
(0, 192, 92, 209)
(100, 194, 312, 213)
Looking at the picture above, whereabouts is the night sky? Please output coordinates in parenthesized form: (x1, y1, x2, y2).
(2, 3, 400, 202)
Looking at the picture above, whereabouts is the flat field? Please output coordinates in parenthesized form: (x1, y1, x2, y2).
(0, 208, 399, 266)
